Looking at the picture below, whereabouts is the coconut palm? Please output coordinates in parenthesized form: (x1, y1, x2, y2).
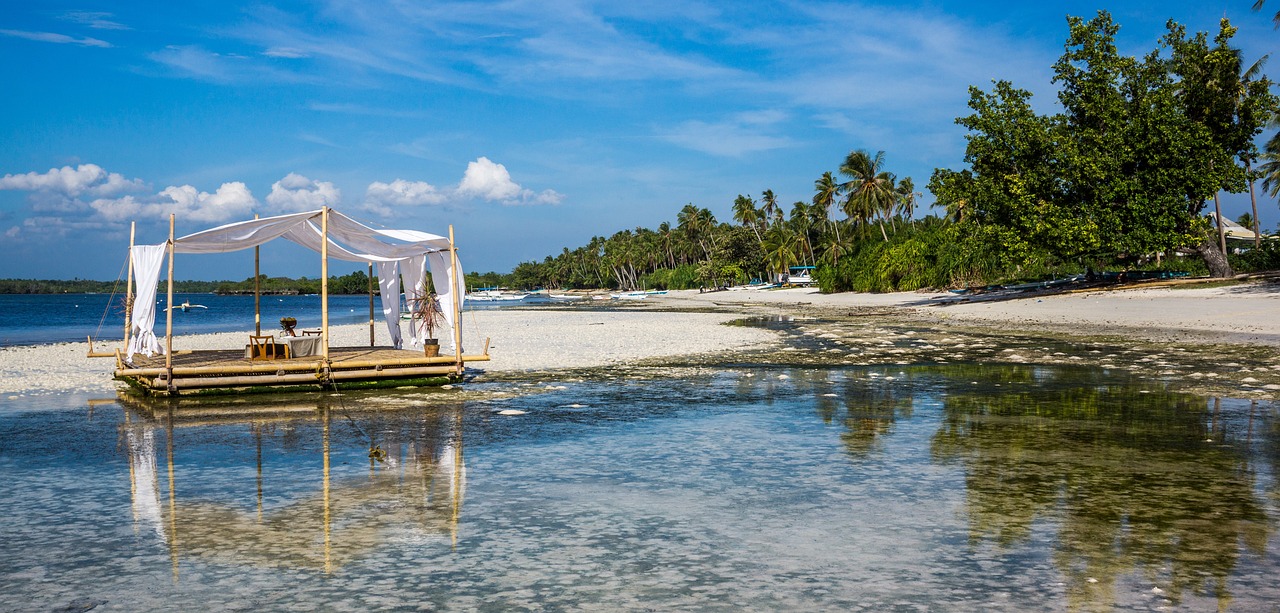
(840, 149, 897, 241)
(761, 189, 782, 227)
(895, 177, 920, 222)
(732, 195, 763, 245)
(813, 171, 843, 243)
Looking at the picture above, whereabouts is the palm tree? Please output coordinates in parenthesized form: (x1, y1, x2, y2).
(761, 189, 782, 228)
(763, 225, 800, 282)
(840, 149, 896, 241)
(818, 232, 854, 266)
(895, 177, 920, 222)
(813, 171, 842, 243)
(732, 195, 763, 245)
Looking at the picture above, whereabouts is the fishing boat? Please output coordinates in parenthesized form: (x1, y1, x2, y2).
(165, 300, 207, 312)
(548, 293, 584, 302)
(610, 291, 648, 300)
(466, 289, 529, 302)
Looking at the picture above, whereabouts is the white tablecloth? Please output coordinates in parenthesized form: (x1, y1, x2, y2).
(286, 335, 321, 358)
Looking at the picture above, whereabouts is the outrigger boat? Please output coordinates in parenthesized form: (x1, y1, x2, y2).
(109, 208, 489, 396)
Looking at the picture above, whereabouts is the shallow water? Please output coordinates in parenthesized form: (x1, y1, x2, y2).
(1, 362, 1278, 612)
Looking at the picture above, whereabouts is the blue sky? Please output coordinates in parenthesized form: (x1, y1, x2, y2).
(1, 0, 1277, 280)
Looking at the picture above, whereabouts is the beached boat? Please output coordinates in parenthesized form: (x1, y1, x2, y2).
(548, 293, 584, 302)
(110, 208, 489, 396)
(610, 291, 648, 300)
(466, 289, 529, 302)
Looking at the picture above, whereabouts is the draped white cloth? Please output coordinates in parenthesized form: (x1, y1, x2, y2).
(401, 255, 427, 348)
(376, 260, 402, 349)
(127, 209, 463, 360)
(429, 250, 465, 352)
(127, 244, 167, 359)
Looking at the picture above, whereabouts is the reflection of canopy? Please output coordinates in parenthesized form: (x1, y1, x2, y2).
(127, 209, 465, 359)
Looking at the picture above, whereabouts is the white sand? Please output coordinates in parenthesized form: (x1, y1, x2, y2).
(0, 309, 777, 396)
(656, 282, 1280, 342)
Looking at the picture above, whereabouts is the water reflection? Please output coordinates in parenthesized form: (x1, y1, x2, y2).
(926, 365, 1269, 610)
(118, 396, 466, 576)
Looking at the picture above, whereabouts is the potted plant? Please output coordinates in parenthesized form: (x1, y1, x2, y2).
(409, 290, 446, 357)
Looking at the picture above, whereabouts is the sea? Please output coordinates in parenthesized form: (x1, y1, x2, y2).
(0, 292, 548, 347)
(1, 304, 1278, 611)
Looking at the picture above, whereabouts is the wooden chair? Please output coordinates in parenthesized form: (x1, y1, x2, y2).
(302, 329, 322, 337)
(249, 334, 288, 360)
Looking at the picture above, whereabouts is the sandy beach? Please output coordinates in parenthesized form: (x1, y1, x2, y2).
(2, 279, 1277, 397)
(655, 281, 1280, 345)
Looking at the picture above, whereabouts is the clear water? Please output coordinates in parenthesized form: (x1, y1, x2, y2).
(1, 362, 1277, 612)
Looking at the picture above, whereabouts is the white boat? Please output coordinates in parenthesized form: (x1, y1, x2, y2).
(610, 291, 648, 300)
(466, 289, 529, 302)
(548, 294, 584, 302)
(165, 300, 207, 312)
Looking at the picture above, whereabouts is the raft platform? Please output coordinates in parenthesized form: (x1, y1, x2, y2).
(114, 345, 490, 396)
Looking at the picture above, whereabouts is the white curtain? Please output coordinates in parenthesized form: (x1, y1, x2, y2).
(127, 244, 167, 360)
(376, 260, 402, 349)
(401, 255, 427, 348)
(428, 250, 464, 353)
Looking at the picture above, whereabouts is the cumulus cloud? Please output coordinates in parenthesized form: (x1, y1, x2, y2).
(364, 179, 447, 215)
(0, 164, 144, 197)
(455, 157, 563, 206)
(266, 173, 341, 212)
(90, 182, 258, 223)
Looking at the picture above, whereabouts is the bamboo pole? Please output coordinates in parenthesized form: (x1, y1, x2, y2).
(449, 225, 462, 375)
(115, 353, 490, 377)
(368, 262, 375, 347)
(124, 221, 135, 350)
(321, 207, 330, 361)
(165, 214, 175, 373)
(147, 365, 465, 390)
(254, 214, 261, 336)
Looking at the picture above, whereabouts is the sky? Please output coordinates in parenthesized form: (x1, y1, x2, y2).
(2, 0, 1279, 281)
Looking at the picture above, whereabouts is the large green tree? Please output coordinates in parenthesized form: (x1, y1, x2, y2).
(929, 12, 1272, 277)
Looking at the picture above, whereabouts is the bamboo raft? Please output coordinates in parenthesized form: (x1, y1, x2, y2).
(114, 344, 489, 396)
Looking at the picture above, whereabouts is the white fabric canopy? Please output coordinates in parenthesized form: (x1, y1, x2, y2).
(128, 209, 465, 360)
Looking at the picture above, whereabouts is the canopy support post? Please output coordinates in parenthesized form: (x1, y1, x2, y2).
(165, 214, 175, 382)
(124, 221, 135, 351)
(449, 225, 462, 377)
(368, 262, 375, 347)
(254, 214, 261, 336)
(321, 207, 330, 362)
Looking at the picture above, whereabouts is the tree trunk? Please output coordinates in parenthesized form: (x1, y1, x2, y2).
(1212, 193, 1227, 256)
(1246, 161, 1261, 248)
(1195, 238, 1234, 278)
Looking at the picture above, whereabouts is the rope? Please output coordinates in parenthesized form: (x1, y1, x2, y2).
(92, 255, 130, 344)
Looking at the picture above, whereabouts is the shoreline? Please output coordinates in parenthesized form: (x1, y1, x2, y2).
(3, 280, 1278, 398)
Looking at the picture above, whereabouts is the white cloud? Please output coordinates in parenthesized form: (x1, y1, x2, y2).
(60, 11, 130, 30)
(658, 111, 795, 157)
(266, 173, 341, 212)
(4, 226, 18, 239)
(0, 29, 111, 47)
(456, 157, 563, 206)
(90, 182, 258, 223)
(364, 179, 448, 215)
(0, 164, 144, 197)
(263, 47, 309, 58)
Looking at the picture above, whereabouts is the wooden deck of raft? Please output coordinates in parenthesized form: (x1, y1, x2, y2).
(114, 345, 490, 396)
